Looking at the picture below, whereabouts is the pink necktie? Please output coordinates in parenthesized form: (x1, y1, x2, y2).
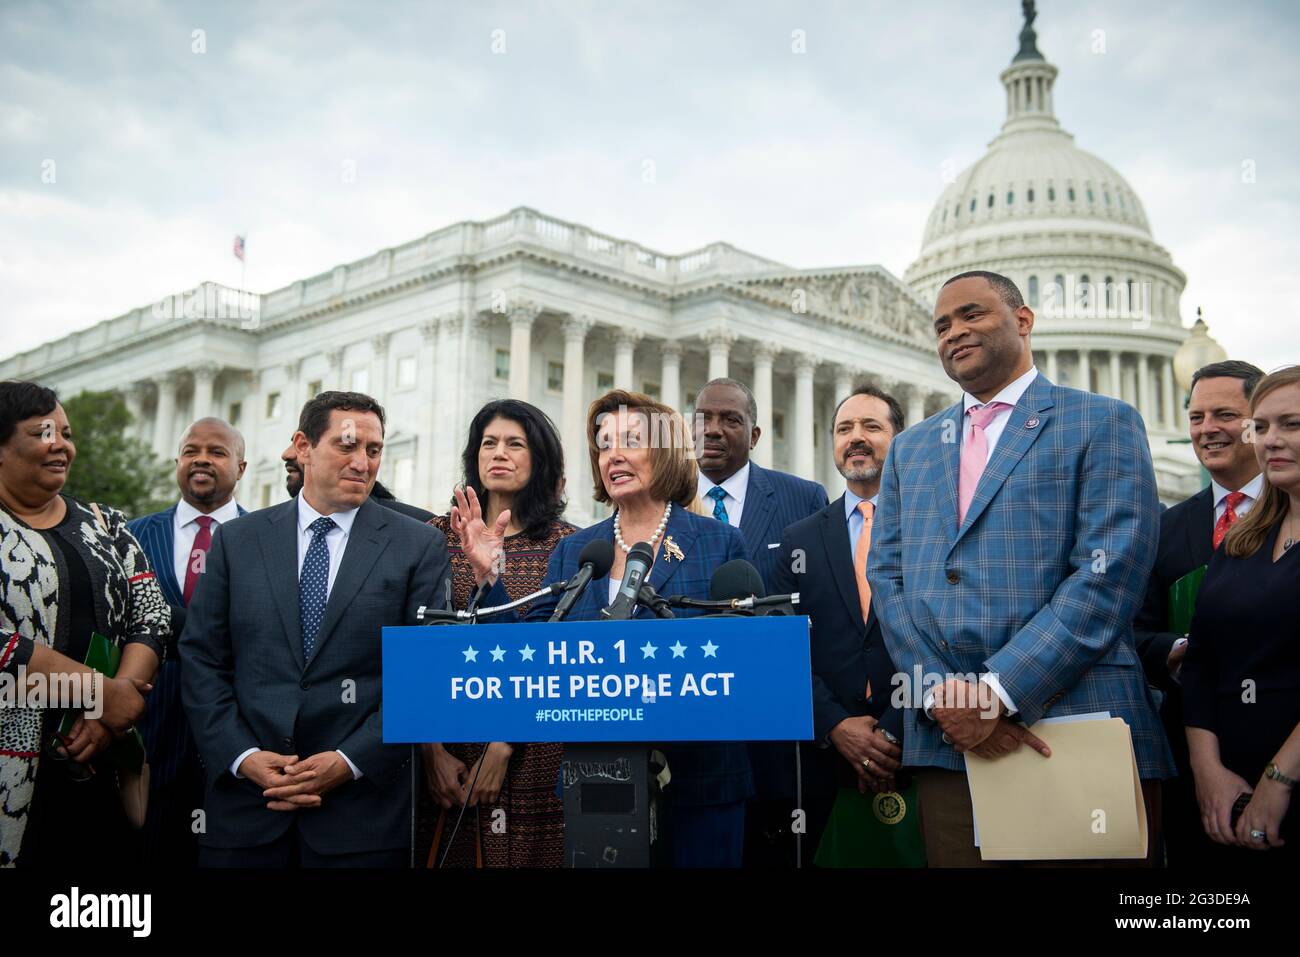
(958, 402, 1011, 524)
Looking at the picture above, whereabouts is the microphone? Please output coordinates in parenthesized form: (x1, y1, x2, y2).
(465, 575, 493, 617)
(600, 541, 654, 621)
(635, 583, 675, 619)
(549, 539, 615, 622)
(709, 559, 766, 602)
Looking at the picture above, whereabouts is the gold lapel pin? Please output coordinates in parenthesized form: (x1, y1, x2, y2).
(663, 536, 685, 563)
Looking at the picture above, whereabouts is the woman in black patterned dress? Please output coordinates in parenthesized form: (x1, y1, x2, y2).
(419, 399, 574, 867)
(0, 381, 169, 867)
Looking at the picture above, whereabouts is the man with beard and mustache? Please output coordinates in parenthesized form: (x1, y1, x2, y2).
(768, 385, 908, 864)
(282, 438, 433, 522)
(128, 417, 247, 865)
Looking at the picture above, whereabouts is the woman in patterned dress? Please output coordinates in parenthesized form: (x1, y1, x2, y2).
(0, 381, 170, 867)
(419, 399, 574, 867)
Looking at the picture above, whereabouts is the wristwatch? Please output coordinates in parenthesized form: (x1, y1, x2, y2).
(1264, 763, 1297, 789)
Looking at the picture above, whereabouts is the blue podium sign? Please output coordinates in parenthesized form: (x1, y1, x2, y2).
(383, 616, 813, 743)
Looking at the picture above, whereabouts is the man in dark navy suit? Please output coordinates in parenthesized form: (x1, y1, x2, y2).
(691, 378, 828, 591)
(767, 384, 907, 865)
(128, 416, 247, 866)
(1133, 359, 1263, 866)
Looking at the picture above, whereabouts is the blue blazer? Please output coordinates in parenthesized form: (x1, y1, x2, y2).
(488, 505, 753, 805)
(128, 502, 247, 791)
(736, 463, 828, 594)
(866, 374, 1175, 779)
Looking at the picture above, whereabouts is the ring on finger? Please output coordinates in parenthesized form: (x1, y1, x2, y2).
(1250, 829, 1267, 842)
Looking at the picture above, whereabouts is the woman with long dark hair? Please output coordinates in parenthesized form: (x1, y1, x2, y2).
(420, 399, 575, 867)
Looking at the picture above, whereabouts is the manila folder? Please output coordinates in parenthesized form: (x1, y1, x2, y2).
(965, 717, 1146, 860)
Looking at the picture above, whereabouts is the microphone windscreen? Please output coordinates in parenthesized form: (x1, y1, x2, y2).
(579, 538, 616, 579)
(625, 541, 655, 570)
(709, 559, 766, 601)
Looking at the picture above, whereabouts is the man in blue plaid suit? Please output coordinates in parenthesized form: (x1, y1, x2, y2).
(867, 270, 1173, 866)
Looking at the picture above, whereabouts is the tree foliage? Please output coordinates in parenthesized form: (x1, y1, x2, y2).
(61, 390, 173, 520)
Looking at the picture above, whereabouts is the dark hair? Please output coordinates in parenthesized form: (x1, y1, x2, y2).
(461, 399, 567, 539)
(297, 391, 386, 445)
(0, 380, 60, 446)
(832, 383, 905, 435)
(941, 270, 1025, 311)
(370, 479, 396, 500)
(1190, 360, 1265, 401)
(698, 377, 758, 426)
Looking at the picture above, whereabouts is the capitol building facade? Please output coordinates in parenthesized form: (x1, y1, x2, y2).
(0, 13, 1200, 520)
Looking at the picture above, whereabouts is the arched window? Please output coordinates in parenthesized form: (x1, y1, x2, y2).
(1068, 186, 1076, 202)
(1027, 187, 1035, 202)
(1104, 191, 1111, 205)
(1007, 191, 1014, 205)
(1079, 274, 1091, 309)
(1028, 275, 1039, 307)
(987, 193, 994, 208)
(1087, 187, 1095, 203)
(1048, 186, 1056, 201)
(1104, 275, 1114, 311)
(970, 198, 977, 213)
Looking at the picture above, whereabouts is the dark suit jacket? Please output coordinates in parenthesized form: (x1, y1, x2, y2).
(128, 502, 247, 791)
(763, 495, 903, 798)
(373, 494, 435, 524)
(485, 505, 752, 805)
(1133, 485, 1214, 691)
(180, 498, 450, 854)
(735, 463, 828, 594)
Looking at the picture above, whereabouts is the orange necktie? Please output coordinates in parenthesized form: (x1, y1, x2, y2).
(854, 500, 874, 624)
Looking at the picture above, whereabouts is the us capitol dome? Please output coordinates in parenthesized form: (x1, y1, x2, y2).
(905, 2, 1200, 498)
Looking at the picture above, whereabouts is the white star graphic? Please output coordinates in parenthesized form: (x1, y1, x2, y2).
(462, 646, 478, 663)
(490, 645, 506, 662)
(669, 641, 687, 659)
(640, 641, 658, 659)
(701, 640, 718, 658)
(519, 644, 536, 662)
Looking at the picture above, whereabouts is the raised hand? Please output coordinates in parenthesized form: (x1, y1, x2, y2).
(450, 485, 510, 585)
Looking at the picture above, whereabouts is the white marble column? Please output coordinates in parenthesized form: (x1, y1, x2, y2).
(123, 383, 147, 441)
(1077, 350, 1091, 393)
(563, 318, 593, 518)
(1163, 357, 1179, 431)
(905, 385, 926, 430)
(370, 333, 391, 403)
(612, 329, 640, 390)
(152, 372, 181, 460)
(751, 343, 777, 468)
(834, 366, 853, 406)
(660, 341, 683, 413)
(325, 348, 344, 392)
(417, 318, 441, 510)
(192, 362, 218, 420)
(705, 328, 734, 381)
(1109, 351, 1122, 401)
(1136, 354, 1151, 422)
(793, 354, 817, 480)
(1045, 349, 1059, 384)
(507, 303, 540, 399)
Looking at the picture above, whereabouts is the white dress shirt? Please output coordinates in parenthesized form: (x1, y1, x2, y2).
(1211, 473, 1264, 524)
(231, 493, 363, 781)
(173, 498, 241, 586)
(697, 461, 751, 529)
(960, 365, 1040, 462)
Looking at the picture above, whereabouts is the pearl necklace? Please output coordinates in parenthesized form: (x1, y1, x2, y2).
(613, 502, 672, 553)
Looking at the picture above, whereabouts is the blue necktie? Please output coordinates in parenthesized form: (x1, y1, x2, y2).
(707, 486, 729, 524)
(299, 516, 336, 660)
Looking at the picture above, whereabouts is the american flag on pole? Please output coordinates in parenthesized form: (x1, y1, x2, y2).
(232, 234, 246, 262)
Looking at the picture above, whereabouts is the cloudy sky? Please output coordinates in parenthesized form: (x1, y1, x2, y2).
(2, 0, 1297, 369)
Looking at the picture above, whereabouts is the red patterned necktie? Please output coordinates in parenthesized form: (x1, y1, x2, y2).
(1212, 491, 1246, 550)
(183, 515, 216, 606)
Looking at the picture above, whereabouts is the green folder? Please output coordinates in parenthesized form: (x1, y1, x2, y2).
(814, 782, 927, 868)
(1167, 565, 1207, 635)
(56, 631, 146, 773)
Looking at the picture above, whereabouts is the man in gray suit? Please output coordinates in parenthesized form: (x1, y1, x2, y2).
(182, 391, 450, 867)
